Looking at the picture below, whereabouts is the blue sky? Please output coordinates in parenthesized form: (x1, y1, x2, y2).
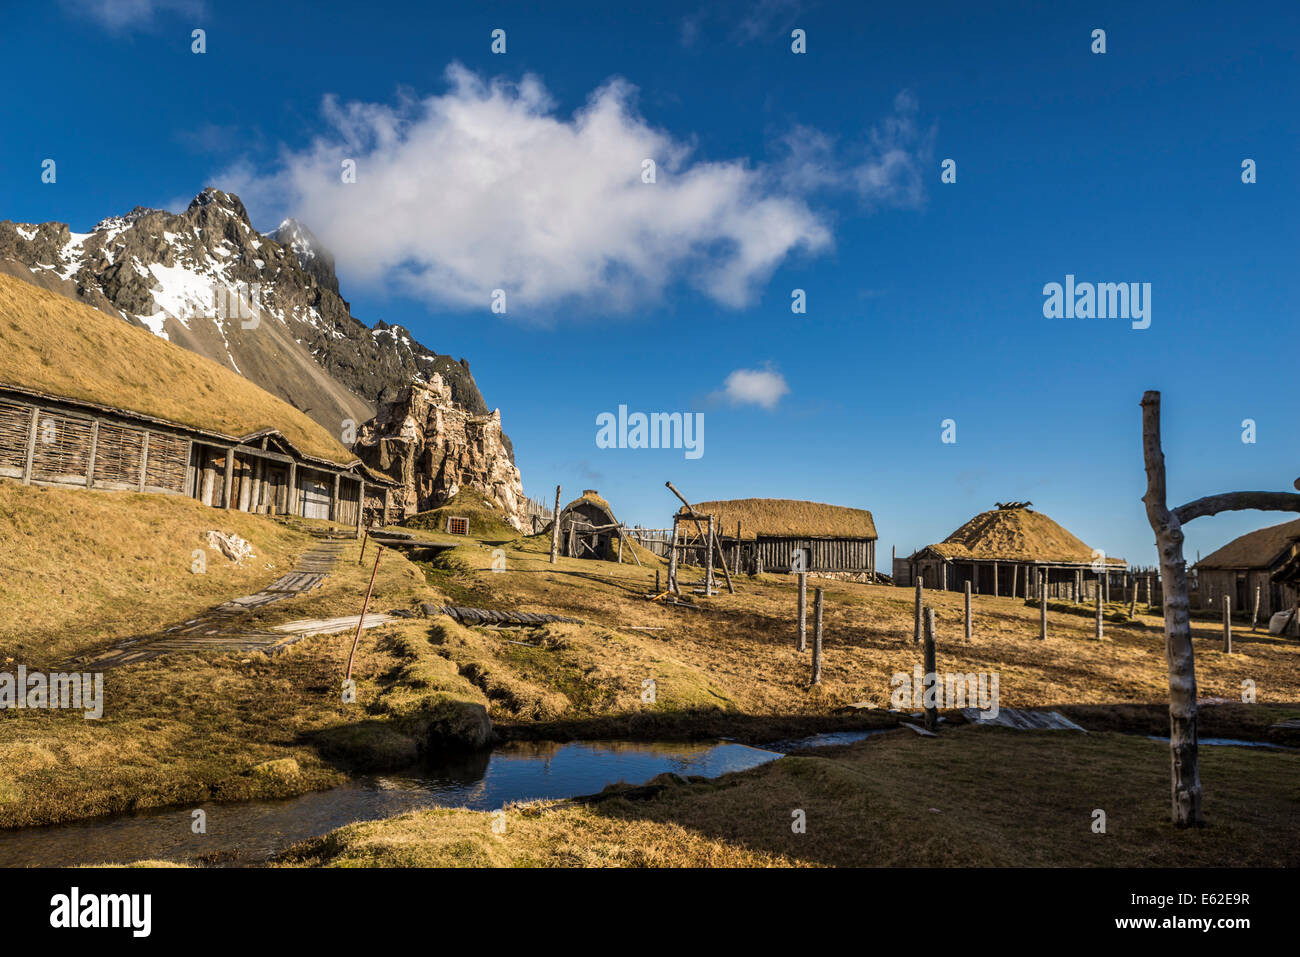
(3, 0, 1297, 565)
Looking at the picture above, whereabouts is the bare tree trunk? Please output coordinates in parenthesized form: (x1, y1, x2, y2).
(1140, 391, 1202, 828)
(549, 485, 562, 564)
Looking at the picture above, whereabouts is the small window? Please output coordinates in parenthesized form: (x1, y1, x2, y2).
(446, 516, 470, 535)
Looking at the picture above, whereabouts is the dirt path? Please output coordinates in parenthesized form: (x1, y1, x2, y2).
(77, 541, 348, 670)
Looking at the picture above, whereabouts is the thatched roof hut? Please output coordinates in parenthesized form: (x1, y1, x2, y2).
(558, 489, 621, 560)
(675, 497, 877, 576)
(904, 502, 1124, 599)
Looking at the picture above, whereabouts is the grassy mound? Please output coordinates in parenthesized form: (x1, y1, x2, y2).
(401, 488, 518, 540)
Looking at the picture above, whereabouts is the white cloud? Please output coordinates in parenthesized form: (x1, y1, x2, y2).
(777, 90, 934, 209)
(62, 0, 204, 31)
(716, 366, 790, 410)
(220, 66, 930, 317)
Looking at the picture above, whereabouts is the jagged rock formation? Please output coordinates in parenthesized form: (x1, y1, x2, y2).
(0, 187, 523, 512)
(0, 187, 494, 430)
(356, 374, 527, 530)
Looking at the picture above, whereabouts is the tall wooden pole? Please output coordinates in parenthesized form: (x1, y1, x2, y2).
(1039, 570, 1048, 640)
(811, 588, 824, 684)
(549, 485, 562, 564)
(1222, 595, 1232, 653)
(1250, 586, 1260, 632)
(1095, 578, 1104, 639)
(345, 545, 384, 684)
(797, 572, 808, 652)
(923, 608, 938, 732)
(705, 515, 716, 595)
(913, 576, 923, 644)
(964, 580, 972, 640)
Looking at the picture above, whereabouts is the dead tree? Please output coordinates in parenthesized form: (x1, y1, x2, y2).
(1141, 390, 1300, 827)
(549, 485, 562, 564)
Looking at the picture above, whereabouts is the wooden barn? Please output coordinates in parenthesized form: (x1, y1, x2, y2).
(897, 502, 1126, 599)
(1195, 517, 1300, 626)
(557, 490, 624, 560)
(0, 382, 398, 533)
(674, 498, 878, 577)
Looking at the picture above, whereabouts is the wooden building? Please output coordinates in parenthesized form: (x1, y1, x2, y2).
(557, 490, 623, 560)
(674, 498, 878, 576)
(897, 502, 1126, 599)
(1195, 517, 1300, 624)
(0, 383, 398, 533)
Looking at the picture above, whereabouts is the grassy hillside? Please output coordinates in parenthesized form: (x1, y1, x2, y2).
(0, 482, 308, 662)
(0, 271, 355, 464)
(401, 488, 520, 541)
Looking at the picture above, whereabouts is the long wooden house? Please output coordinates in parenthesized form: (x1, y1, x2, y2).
(0, 383, 398, 531)
(897, 502, 1126, 599)
(1195, 517, 1300, 623)
(674, 498, 878, 577)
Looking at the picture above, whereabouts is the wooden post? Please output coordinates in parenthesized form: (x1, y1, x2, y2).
(222, 449, 234, 509)
(21, 407, 38, 485)
(798, 572, 808, 652)
(992, 561, 998, 598)
(549, 485, 562, 564)
(705, 515, 716, 595)
(1146, 573, 1153, 612)
(381, 486, 391, 526)
(655, 569, 661, 594)
(345, 545, 384, 684)
(667, 520, 680, 594)
(964, 580, 972, 640)
(811, 588, 824, 684)
(1010, 563, 1018, 599)
(923, 608, 937, 732)
(617, 533, 624, 564)
(1129, 579, 1138, 618)
(1039, 570, 1048, 640)
(330, 472, 341, 523)
(1096, 579, 1104, 639)
(85, 419, 99, 488)
(286, 460, 297, 516)
(1222, 596, 1232, 653)
(913, 576, 923, 644)
(359, 520, 372, 566)
(1250, 586, 1260, 632)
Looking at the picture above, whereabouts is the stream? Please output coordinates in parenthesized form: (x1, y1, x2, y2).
(0, 732, 878, 868)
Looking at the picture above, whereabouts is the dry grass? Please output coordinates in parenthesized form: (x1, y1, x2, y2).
(0, 481, 307, 662)
(686, 498, 876, 539)
(417, 532, 1300, 728)
(0, 272, 353, 463)
(279, 727, 1300, 867)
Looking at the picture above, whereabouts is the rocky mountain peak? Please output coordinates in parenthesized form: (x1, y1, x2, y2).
(269, 217, 339, 294)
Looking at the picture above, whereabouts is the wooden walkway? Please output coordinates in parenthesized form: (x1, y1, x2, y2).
(960, 708, 1086, 731)
(78, 542, 347, 670)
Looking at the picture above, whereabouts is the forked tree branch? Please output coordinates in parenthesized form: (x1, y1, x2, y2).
(1174, 492, 1300, 525)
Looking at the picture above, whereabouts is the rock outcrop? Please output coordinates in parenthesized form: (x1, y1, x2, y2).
(356, 374, 527, 529)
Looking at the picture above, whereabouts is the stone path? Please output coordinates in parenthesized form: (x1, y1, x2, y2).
(78, 542, 347, 670)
